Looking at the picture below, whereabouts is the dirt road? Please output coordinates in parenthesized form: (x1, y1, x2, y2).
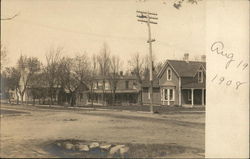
(0, 104, 205, 158)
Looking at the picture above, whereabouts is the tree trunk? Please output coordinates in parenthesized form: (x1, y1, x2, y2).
(50, 95, 53, 106)
(102, 80, 105, 106)
(15, 89, 18, 104)
(20, 92, 24, 105)
(70, 94, 73, 106)
(7, 90, 11, 104)
(140, 86, 143, 105)
(113, 92, 116, 106)
(91, 83, 94, 107)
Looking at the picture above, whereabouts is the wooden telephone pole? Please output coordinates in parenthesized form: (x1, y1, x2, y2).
(136, 10, 158, 113)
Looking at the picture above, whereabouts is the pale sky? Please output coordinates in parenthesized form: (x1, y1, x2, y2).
(1, 0, 206, 68)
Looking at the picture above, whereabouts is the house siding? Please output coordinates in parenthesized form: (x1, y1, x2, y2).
(159, 64, 180, 106)
(181, 70, 206, 88)
(142, 87, 161, 105)
(91, 77, 140, 105)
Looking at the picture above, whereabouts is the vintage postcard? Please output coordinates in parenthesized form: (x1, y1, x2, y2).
(1, 0, 249, 158)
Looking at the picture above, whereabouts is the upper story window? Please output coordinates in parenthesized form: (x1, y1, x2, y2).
(167, 68, 172, 81)
(198, 71, 203, 83)
(125, 80, 129, 89)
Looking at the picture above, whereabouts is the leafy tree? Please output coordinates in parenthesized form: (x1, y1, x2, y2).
(1, 67, 21, 104)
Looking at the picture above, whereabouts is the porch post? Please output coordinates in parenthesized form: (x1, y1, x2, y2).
(167, 89, 170, 106)
(191, 88, 194, 107)
(178, 77, 182, 106)
(202, 89, 204, 106)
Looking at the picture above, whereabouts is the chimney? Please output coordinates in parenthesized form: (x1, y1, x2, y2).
(120, 71, 123, 76)
(201, 55, 206, 62)
(183, 53, 189, 63)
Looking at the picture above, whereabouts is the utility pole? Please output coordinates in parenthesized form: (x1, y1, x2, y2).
(136, 10, 158, 113)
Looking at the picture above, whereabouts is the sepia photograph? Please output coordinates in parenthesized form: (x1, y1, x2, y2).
(0, 0, 248, 158)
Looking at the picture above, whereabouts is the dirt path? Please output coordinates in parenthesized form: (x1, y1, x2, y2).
(0, 104, 205, 158)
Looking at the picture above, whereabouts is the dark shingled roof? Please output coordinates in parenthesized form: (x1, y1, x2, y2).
(167, 60, 206, 77)
(142, 79, 160, 88)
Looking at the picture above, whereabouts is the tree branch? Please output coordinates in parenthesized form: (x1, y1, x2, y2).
(1, 13, 19, 21)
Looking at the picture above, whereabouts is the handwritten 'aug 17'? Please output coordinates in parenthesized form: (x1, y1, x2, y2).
(211, 41, 248, 70)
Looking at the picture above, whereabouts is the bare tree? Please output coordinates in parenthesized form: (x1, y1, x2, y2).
(154, 60, 164, 76)
(17, 55, 41, 104)
(1, 44, 8, 71)
(87, 54, 98, 107)
(58, 54, 90, 106)
(128, 53, 145, 104)
(45, 47, 62, 105)
(29, 67, 48, 105)
(1, 13, 19, 21)
(109, 55, 122, 105)
(137, 0, 202, 9)
(58, 57, 77, 106)
(72, 53, 90, 106)
(97, 43, 111, 106)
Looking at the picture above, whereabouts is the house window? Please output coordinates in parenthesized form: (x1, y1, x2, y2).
(105, 82, 109, 90)
(143, 87, 148, 92)
(94, 81, 98, 89)
(198, 71, 203, 83)
(167, 68, 172, 81)
(132, 82, 137, 89)
(164, 88, 175, 101)
(164, 89, 168, 100)
(125, 81, 129, 89)
(169, 89, 173, 100)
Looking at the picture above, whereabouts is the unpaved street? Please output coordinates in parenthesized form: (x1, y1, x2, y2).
(0, 104, 205, 158)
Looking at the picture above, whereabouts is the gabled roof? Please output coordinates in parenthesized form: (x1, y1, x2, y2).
(158, 60, 206, 78)
(142, 79, 160, 88)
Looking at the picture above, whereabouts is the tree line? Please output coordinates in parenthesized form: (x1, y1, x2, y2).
(1, 43, 163, 106)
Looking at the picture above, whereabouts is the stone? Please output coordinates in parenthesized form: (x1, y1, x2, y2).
(64, 142, 74, 150)
(56, 142, 62, 147)
(78, 144, 89, 152)
(120, 146, 129, 156)
(100, 144, 112, 150)
(109, 145, 125, 155)
(89, 142, 100, 149)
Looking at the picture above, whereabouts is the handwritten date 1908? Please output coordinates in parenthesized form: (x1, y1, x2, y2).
(211, 74, 247, 90)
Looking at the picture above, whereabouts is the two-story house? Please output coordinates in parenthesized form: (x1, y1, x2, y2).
(88, 73, 140, 105)
(142, 54, 206, 107)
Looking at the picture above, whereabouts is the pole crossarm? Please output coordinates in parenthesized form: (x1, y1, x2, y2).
(136, 10, 157, 16)
(137, 19, 157, 24)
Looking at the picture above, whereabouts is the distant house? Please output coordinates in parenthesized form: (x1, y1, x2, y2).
(88, 74, 140, 105)
(142, 54, 206, 107)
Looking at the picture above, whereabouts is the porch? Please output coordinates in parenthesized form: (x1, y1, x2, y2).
(181, 88, 206, 107)
(87, 90, 139, 106)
